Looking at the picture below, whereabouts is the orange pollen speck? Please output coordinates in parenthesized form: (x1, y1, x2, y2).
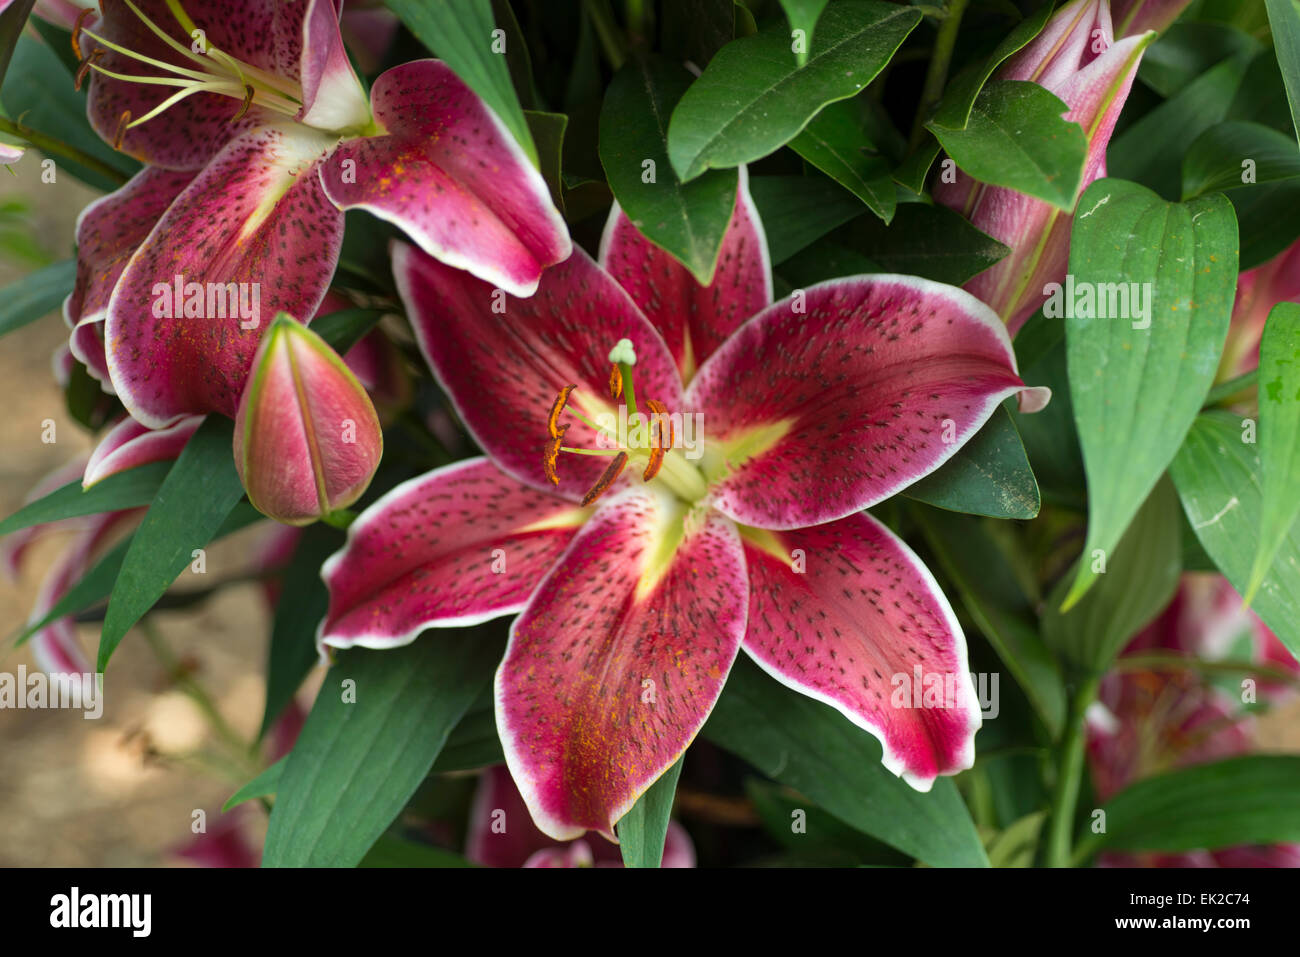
(547, 383, 577, 439)
(607, 364, 622, 400)
(581, 451, 627, 506)
(542, 425, 567, 486)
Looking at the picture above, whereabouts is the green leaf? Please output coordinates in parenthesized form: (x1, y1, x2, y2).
(1, 35, 139, 190)
(930, 81, 1087, 211)
(748, 173, 862, 264)
(0, 0, 36, 110)
(902, 406, 1040, 519)
(262, 632, 501, 867)
(911, 506, 1065, 738)
(1245, 303, 1300, 602)
(892, 138, 941, 194)
(223, 758, 285, 812)
(1109, 55, 1249, 200)
(1182, 120, 1300, 198)
(0, 258, 74, 339)
(616, 756, 682, 868)
(1062, 180, 1237, 608)
(1172, 411, 1300, 659)
(929, 1, 1055, 131)
(98, 418, 246, 670)
(311, 307, 385, 355)
(659, 0, 735, 67)
(599, 57, 739, 285)
(789, 96, 896, 222)
(778, 0, 830, 67)
(260, 524, 341, 738)
(0, 462, 172, 538)
(703, 656, 989, 867)
(525, 109, 568, 213)
(1265, 0, 1300, 145)
(1076, 756, 1300, 860)
(384, 0, 538, 166)
(430, 707, 504, 772)
(666, 1, 922, 181)
(840, 201, 1009, 285)
(1139, 21, 1261, 98)
(1043, 478, 1183, 674)
(360, 835, 477, 868)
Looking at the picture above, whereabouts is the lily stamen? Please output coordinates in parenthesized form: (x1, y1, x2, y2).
(580, 452, 627, 507)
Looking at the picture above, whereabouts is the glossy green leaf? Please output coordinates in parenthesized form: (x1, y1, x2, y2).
(1172, 411, 1300, 659)
(430, 707, 504, 772)
(666, 1, 922, 181)
(929, 1, 1055, 130)
(1265, 0, 1300, 145)
(1076, 756, 1300, 860)
(263, 632, 501, 867)
(0, 0, 35, 88)
(892, 138, 941, 194)
(703, 655, 989, 867)
(789, 97, 896, 222)
(1043, 478, 1183, 674)
(384, 0, 538, 166)
(599, 57, 738, 285)
(1182, 120, 1300, 198)
(1139, 21, 1261, 98)
(223, 758, 285, 812)
(778, 0, 830, 67)
(911, 506, 1065, 738)
(902, 406, 1040, 519)
(360, 835, 477, 868)
(748, 174, 861, 264)
(930, 81, 1087, 210)
(1062, 180, 1237, 608)
(1245, 303, 1300, 602)
(525, 109, 568, 212)
(0, 462, 172, 538)
(312, 307, 386, 355)
(841, 201, 1009, 285)
(98, 418, 246, 670)
(616, 756, 682, 868)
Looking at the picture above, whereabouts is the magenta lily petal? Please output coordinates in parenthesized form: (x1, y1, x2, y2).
(298, 0, 370, 131)
(320, 60, 571, 297)
(497, 487, 748, 841)
(685, 276, 1034, 530)
(599, 168, 771, 380)
(741, 513, 980, 788)
(234, 316, 382, 525)
(1222, 239, 1300, 380)
(319, 458, 586, 654)
(82, 413, 203, 488)
(394, 241, 683, 501)
(1, 458, 91, 580)
(105, 123, 343, 425)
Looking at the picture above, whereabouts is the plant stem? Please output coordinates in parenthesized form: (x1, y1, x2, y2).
(908, 0, 970, 151)
(1204, 369, 1258, 407)
(583, 0, 627, 70)
(0, 117, 128, 186)
(1043, 674, 1099, 867)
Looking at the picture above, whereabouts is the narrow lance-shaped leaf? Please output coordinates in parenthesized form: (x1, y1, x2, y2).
(599, 57, 738, 285)
(1265, 0, 1300, 146)
(0, 259, 75, 339)
(616, 756, 683, 868)
(1245, 303, 1300, 602)
(666, 1, 922, 181)
(1062, 179, 1237, 609)
(778, 0, 830, 67)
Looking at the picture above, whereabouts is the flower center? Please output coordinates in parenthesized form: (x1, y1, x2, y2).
(74, 0, 319, 145)
(543, 339, 709, 506)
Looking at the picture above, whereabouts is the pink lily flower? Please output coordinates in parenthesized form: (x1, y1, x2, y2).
(466, 765, 695, 868)
(934, 0, 1154, 334)
(1111, 0, 1193, 36)
(1087, 574, 1300, 867)
(233, 314, 383, 525)
(318, 173, 1047, 840)
(1218, 239, 1300, 382)
(0, 142, 24, 165)
(74, 0, 569, 428)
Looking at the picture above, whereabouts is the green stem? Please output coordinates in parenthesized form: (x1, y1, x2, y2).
(908, 0, 970, 151)
(0, 117, 128, 186)
(1043, 675, 1099, 868)
(583, 0, 627, 70)
(1204, 369, 1258, 407)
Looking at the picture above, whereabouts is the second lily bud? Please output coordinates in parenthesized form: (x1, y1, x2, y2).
(234, 314, 383, 526)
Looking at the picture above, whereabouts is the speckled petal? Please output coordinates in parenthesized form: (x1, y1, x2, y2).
(320, 60, 571, 297)
(497, 487, 748, 841)
(319, 458, 585, 654)
(599, 168, 771, 381)
(741, 513, 980, 790)
(685, 275, 1038, 529)
(82, 413, 203, 488)
(105, 123, 342, 426)
(298, 0, 370, 130)
(393, 241, 683, 501)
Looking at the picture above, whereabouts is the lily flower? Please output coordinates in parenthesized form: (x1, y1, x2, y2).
(1218, 238, 1300, 382)
(75, 0, 569, 427)
(1086, 573, 1300, 867)
(234, 314, 383, 525)
(318, 173, 1047, 840)
(934, 0, 1154, 334)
